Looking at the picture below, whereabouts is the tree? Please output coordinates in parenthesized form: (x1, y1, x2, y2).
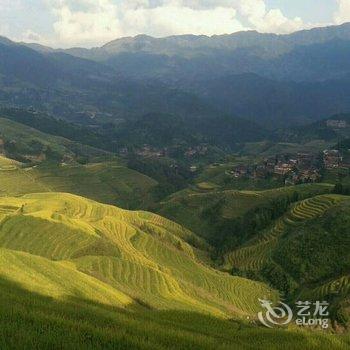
(334, 182, 343, 194)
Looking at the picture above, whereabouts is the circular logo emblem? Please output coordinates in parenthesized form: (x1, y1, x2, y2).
(258, 299, 293, 328)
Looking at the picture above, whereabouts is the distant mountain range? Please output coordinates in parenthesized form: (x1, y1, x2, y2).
(22, 22, 350, 82)
(1, 23, 350, 129)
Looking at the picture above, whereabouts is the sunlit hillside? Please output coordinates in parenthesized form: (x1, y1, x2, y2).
(0, 192, 349, 349)
(0, 192, 277, 318)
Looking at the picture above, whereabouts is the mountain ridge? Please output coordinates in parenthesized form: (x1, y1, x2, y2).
(19, 22, 350, 58)
(2, 23, 350, 134)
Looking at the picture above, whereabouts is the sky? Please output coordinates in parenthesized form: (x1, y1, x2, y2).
(0, 0, 349, 48)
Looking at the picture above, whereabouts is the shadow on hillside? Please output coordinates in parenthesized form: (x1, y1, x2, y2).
(0, 276, 348, 350)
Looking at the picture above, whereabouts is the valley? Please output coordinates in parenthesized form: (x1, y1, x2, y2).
(0, 20, 350, 349)
(0, 109, 349, 348)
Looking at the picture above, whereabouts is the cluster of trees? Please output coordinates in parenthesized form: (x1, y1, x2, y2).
(334, 182, 350, 195)
(3, 138, 62, 163)
(0, 108, 116, 152)
(260, 263, 298, 296)
(207, 192, 301, 254)
(127, 156, 193, 201)
(274, 206, 350, 286)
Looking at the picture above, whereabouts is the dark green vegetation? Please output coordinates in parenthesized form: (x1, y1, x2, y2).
(276, 113, 350, 143)
(0, 107, 119, 152)
(223, 194, 350, 328)
(273, 202, 350, 321)
(0, 116, 108, 163)
(157, 184, 333, 244)
(0, 116, 158, 209)
(1, 277, 349, 350)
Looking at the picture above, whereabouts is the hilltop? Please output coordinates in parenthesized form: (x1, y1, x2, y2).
(0, 116, 160, 208)
(0, 116, 107, 163)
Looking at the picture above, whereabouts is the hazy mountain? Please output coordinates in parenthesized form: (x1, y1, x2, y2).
(0, 40, 222, 124)
(28, 23, 350, 59)
(1, 22, 350, 129)
(24, 23, 350, 82)
(191, 73, 350, 125)
(0, 41, 61, 86)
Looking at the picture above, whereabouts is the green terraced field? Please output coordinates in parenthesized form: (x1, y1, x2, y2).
(0, 159, 157, 208)
(224, 194, 347, 272)
(0, 117, 106, 162)
(0, 192, 348, 349)
(1, 274, 349, 350)
(158, 183, 334, 240)
(0, 248, 132, 306)
(0, 192, 277, 319)
(0, 118, 158, 208)
(299, 275, 350, 303)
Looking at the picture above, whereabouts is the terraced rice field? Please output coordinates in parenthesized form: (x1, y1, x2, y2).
(224, 194, 347, 272)
(0, 155, 20, 168)
(196, 182, 219, 191)
(299, 275, 350, 302)
(0, 192, 277, 319)
(0, 248, 132, 306)
(0, 155, 157, 208)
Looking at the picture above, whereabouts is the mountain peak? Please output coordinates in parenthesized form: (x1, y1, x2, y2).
(0, 36, 15, 46)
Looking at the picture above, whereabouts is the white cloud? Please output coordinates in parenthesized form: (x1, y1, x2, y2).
(20, 29, 44, 43)
(122, 6, 244, 37)
(46, 0, 247, 47)
(0, 23, 11, 39)
(50, 0, 121, 46)
(5, 0, 350, 48)
(235, 0, 304, 34)
(334, 0, 350, 24)
(28, 0, 309, 47)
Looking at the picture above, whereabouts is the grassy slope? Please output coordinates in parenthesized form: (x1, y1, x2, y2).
(224, 194, 350, 326)
(0, 156, 157, 209)
(0, 117, 159, 208)
(157, 183, 334, 239)
(1, 192, 348, 349)
(0, 248, 132, 306)
(0, 192, 277, 318)
(1, 275, 349, 350)
(224, 194, 348, 271)
(0, 117, 106, 161)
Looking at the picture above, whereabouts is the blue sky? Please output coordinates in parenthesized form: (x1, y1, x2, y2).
(0, 1, 349, 48)
(267, 0, 338, 22)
